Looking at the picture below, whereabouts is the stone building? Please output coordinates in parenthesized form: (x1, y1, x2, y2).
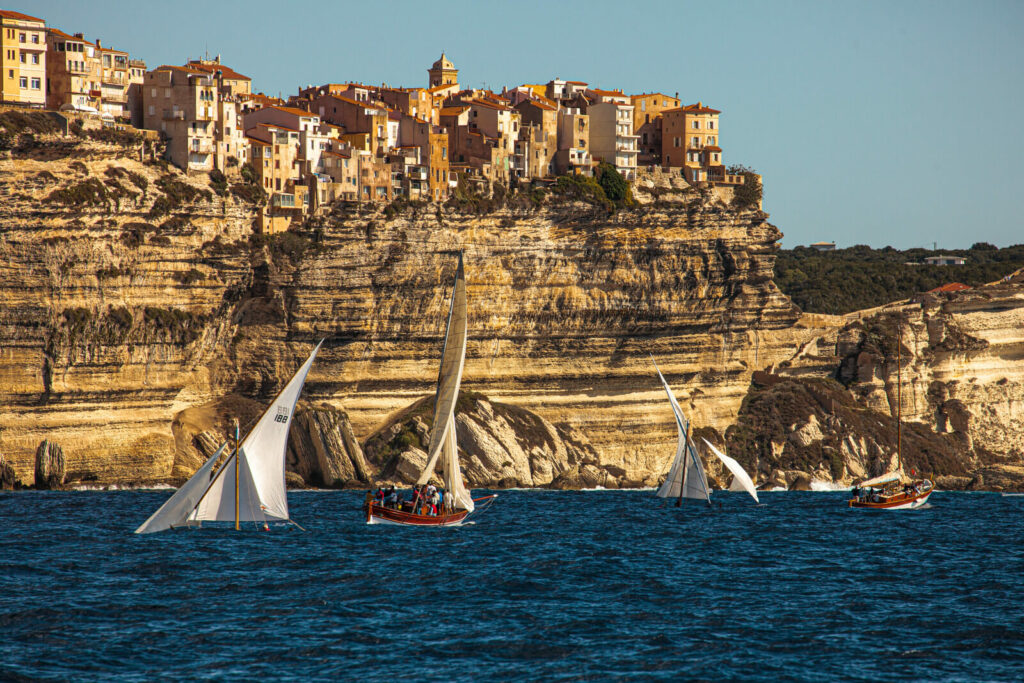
(142, 65, 219, 172)
(630, 92, 680, 167)
(1, 9, 46, 107)
(44, 29, 98, 112)
(428, 52, 458, 88)
(554, 107, 591, 176)
(661, 102, 743, 186)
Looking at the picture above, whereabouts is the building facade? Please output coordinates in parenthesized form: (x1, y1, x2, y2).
(1, 10, 46, 106)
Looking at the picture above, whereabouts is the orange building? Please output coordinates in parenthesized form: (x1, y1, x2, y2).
(630, 92, 680, 167)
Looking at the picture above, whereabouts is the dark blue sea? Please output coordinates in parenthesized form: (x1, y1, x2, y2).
(1, 490, 1023, 681)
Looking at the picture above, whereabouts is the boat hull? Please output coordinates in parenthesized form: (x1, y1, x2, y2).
(849, 485, 934, 510)
(364, 502, 469, 527)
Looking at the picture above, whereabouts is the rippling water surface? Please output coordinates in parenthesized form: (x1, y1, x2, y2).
(2, 490, 1023, 680)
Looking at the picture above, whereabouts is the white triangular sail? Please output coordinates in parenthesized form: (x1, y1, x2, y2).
(703, 438, 759, 503)
(417, 255, 473, 512)
(134, 340, 322, 533)
(134, 442, 228, 534)
(652, 359, 710, 502)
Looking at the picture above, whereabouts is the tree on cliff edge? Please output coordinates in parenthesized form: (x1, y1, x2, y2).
(596, 162, 631, 203)
(728, 164, 762, 210)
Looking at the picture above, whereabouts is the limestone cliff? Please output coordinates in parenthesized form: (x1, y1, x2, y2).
(2, 127, 1023, 490)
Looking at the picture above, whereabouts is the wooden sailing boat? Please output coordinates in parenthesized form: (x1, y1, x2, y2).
(652, 357, 759, 506)
(848, 319, 934, 509)
(135, 341, 323, 533)
(364, 254, 496, 526)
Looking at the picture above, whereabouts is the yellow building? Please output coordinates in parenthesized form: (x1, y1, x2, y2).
(661, 102, 724, 183)
(1, 9, 46, 107)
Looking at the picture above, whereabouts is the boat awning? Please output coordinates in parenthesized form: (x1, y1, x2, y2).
(859, 472, 900, 488)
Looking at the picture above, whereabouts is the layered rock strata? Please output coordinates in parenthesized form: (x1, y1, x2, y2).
(3, 134, 1023, 490)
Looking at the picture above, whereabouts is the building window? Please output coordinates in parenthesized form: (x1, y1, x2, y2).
(692, 120, 700, 129)
(19, 76, 27, 88)
(31, 78, 40, 89)
(713, 153, 720, 162)
(19, 53, 25, 63)
(31, 33, 39, 44)
(19, 33, 26, 43)
(692, 136, 699, 146)
(708, 120, 716, 129)
(674, 136, 680, 147)
(31, 54, 38, 64)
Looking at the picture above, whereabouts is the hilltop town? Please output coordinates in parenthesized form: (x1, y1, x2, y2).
(1, 8, 752, 233)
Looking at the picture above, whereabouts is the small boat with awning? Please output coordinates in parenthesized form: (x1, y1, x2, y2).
(847, 317, 934, 510)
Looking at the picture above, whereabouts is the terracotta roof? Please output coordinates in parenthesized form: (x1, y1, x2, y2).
(468, 99, 510, 112)
(664, 103, 721, 115)
(704, 145, 722, 152)
(0, 9, 44, 22)
(928, 282, 971, 293)
(154, 64, 208, 76)
(323, 94, 380, 110)
(47, 28, 95, 46)
(439, 106, 469, 116)
(565, 80, 587, 85)
(589, 88, 625, 96)
(268, 105, 317, 117)
(428, 83, 457, 93)
(254, 121, 299, 132)
(517, 98, 556, 112)
(186, 60, 251, 81)
(630, 92, 676, 101)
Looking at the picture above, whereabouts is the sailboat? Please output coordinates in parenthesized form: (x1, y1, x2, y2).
(364, 254, 496, 526)
(135, 340, 323, 533)
(652, 357, 759, 505)
(848, 319, 934, 509)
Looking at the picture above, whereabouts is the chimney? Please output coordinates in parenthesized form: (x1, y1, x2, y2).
(74, 32, 83, 39)
(96, 39, 101, 48)
(215, 54, 221, 64)
(675, 91, 679, 98)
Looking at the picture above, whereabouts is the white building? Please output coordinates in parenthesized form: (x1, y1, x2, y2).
(588, 100, 638, 180)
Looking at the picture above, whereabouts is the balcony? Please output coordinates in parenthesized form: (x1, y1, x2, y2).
(271, 192, 298, 208)
(190, 139, 214, 154)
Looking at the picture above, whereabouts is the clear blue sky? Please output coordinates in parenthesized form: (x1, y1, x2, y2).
(26, 0, 1024, 249)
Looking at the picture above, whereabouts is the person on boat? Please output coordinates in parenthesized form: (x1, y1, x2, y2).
(364, 489, 376, 506)
(385, 486, 398, 508)
(429, 489, 440, 515)
(851, 486, 860, 500)
(437, 487, 444, 512)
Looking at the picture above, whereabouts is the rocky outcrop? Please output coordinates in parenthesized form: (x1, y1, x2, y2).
(766, 279, 1024, 489)
(361, 393, 617, 488)
(0, 454, 22, 490)
(33, 440, 65, 490)
(1, 128, 1023, 490)
(170, 396, 368, 488)
(286, 403, 369, 488)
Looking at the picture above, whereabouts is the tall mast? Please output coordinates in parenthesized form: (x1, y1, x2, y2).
(896, 317, 902, 473)
(676, 420, 691, 508)
(234, 418, 240, 531)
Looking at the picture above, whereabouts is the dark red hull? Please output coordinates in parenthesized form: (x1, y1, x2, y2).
(364, 502, 470, 526)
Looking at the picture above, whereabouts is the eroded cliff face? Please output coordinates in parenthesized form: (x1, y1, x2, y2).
(0, 143, 809, 486)
(759, 276, 1024, 489)
(4, 140, 1022, 490)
